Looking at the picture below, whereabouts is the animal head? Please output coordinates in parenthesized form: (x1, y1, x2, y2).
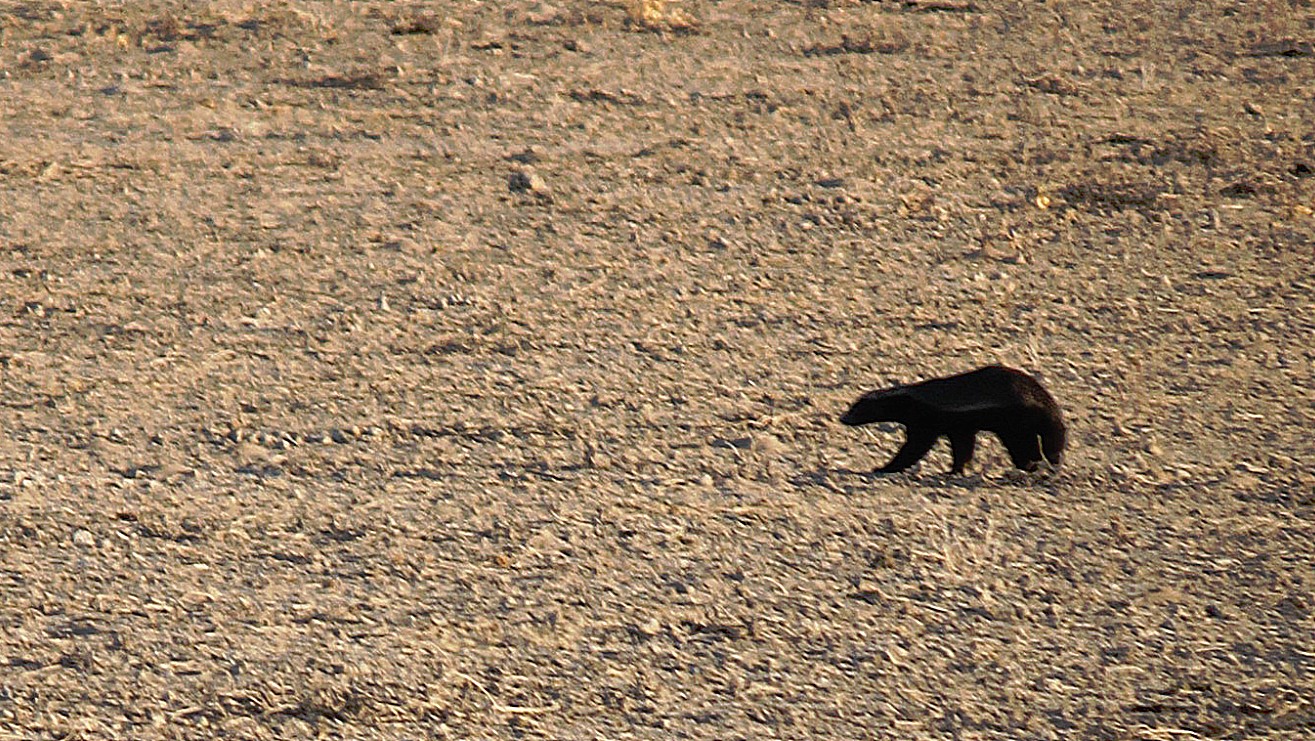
(839, 388, 909, 426)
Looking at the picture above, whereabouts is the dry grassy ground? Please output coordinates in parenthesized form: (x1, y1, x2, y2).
(2, 1, 1313, 738)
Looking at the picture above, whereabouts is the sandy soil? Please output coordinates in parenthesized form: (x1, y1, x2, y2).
(2, 1, 1313, 738)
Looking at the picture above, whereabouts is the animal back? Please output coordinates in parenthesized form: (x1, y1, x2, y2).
(902, 366, 1050, 413)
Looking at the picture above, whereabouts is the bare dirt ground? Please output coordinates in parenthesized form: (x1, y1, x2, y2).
(1, 1, 1313, 738)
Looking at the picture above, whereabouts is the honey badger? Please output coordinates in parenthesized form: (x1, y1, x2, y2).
(840, 365, 1066, 474)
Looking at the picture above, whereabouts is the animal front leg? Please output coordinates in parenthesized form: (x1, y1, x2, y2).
(1040, 423, 1065, 467)
(877, 430, 937, 473)
(1000, 433, 1044, 471)
(948, 431, 976, 474)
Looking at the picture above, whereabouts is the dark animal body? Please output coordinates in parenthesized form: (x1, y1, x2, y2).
(840, 365, 1066, 474)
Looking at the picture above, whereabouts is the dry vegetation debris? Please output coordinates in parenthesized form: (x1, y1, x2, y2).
(1, 0, 1313, 738)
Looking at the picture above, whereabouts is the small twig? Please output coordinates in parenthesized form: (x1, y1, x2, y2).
(495, 702, 558, 715)
(450, 670, 558, 715)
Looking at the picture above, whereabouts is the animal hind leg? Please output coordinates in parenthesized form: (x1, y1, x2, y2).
(949, 432, 976, 474)
(878, 430, 937, 473)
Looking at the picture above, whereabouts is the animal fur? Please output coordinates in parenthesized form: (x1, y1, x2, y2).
(840, 365, 1066, 474)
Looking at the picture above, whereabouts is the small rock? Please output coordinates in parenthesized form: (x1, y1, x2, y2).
(508, 169, 547, 194)
(73, 529, 95, 547)
(526, 3, 560, 25)
(508, 147, 540, 164)
(234, 441, 270, 462)
(752, 434, 786, 457)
